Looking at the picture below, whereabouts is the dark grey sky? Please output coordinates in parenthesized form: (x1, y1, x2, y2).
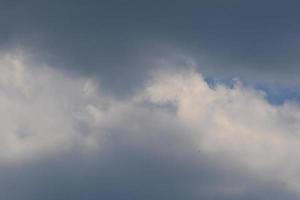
(2, 0, 300, 93)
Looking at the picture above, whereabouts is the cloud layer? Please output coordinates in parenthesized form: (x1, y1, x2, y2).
(0, 50, 300, 199)
(3, 0, 300, 92)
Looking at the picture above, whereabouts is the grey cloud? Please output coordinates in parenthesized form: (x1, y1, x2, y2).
(0, 148, 298, 200)
(2, 0, 300, 95)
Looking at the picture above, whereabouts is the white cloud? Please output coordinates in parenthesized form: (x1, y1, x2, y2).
(143, 68, 300, 193)
(0, 50, 300, 196)
(0, 51, 109, 162)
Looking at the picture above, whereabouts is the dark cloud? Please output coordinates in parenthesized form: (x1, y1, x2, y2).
(2, 0, 300, 94)
(0, 137, 297, 200)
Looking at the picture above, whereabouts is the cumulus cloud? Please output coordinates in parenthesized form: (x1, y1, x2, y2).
(143, 68, 300, 192)
(0, 51, 105, 162)
(0, 50, 300, 199)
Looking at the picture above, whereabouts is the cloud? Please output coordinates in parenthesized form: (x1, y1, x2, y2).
(110, 68, 300, 197)
(3, 0, 300, 92)
(0, 50, 108, 162)
(0, 50, 300, 199)
(143, 68, 300, 191)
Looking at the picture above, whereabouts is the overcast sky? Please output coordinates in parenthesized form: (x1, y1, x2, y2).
(1, 1, 300, 199)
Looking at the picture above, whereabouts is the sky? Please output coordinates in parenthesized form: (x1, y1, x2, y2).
(1, 0, 300, 199)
